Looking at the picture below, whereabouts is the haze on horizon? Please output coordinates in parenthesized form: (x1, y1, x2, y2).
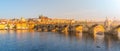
(0, 0, 120, 21)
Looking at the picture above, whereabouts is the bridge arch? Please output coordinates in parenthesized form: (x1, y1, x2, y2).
(89, 24, 105, 38)
(89, 24, 105, 34)
(74, 25, 83, 33)
(111, 25, 120, 34)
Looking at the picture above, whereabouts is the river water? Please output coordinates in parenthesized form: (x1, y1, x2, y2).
(0, 30, 120, 51)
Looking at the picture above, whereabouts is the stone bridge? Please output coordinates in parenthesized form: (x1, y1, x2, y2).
(34, 22, 120, 35)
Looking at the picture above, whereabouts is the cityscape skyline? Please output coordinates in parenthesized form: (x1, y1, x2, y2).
(0, 0, 120, 21)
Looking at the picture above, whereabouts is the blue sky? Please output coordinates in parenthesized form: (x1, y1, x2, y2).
(0, 0, 120, 21)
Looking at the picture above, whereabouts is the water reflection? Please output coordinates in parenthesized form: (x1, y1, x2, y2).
(0, 30, 7, 34)
(0, 31, 119, 51)
(93, 33, 105, 51)
(8, 30, 15, 34)
(105, 35, 112, 51)
(15, 30, 28, 34)
(94, 33, 104, 39)
(75, 33, 82, 40)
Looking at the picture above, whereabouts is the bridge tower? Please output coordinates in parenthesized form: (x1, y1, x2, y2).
(104, 17, 112, 32)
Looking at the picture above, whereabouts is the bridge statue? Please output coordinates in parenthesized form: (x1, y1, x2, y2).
(104, 17, 112, 32)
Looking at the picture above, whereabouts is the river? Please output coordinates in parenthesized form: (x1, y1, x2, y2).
(0, 30, 119, 51)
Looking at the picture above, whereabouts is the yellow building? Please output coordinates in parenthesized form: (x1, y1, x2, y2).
(15, 23, 21, 29)
(8, 24, 14, 30)
(0, 24, 6, 30)
(7, 21, 15, 30)
(15, 17, 28, 30)
(15, 22, 28, 30)
(28, 21, 35, 29)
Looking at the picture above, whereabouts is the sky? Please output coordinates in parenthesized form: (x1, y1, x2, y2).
(0, 0, 120, 21)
